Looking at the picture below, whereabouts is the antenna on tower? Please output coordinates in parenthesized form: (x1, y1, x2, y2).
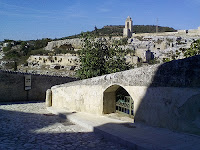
(156, 18, 159, 33)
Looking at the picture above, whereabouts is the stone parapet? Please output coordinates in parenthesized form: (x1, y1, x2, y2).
(53, 55, 200, 89)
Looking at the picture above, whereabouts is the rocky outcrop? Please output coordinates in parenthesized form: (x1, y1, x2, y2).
(44, 38, 83, 51)
(44, 37, 124, 51)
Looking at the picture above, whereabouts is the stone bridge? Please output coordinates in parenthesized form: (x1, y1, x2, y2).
(48, 55, 200, 135)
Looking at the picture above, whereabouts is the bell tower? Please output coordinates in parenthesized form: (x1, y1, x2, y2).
(123, 16, 133, 38)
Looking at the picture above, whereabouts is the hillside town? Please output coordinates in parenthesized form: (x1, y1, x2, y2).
(1, 1, 200, 148)
(0, 16, 200, 77)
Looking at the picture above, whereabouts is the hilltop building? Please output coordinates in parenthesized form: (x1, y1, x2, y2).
(123, 16, 133, 38)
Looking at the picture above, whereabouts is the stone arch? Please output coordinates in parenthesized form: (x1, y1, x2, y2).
(103, 84, 134, 117)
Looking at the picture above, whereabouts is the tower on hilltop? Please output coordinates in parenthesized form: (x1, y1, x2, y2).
(123, 16, 133, 38)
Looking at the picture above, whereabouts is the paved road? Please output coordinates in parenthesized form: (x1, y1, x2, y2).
(0, 102, 127, 150)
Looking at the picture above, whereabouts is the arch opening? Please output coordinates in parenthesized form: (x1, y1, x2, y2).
(103, 85, 134, 118)
(127, 22, 129, 29)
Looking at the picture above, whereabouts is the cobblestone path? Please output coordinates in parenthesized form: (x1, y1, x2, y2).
(0, 102, 127, 150)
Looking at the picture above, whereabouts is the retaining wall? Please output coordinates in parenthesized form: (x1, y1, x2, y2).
(0, 70, 76, 102)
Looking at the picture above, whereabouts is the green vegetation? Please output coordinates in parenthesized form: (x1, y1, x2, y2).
(161, 39, 200, 63)
(29, 49, 50, 55)
(134, 36, 144, 41)
(94, 25, 176, 37)
(126, 49, 135, 56)
(166, 38, 173, 43)
(113, 37, 128, 46)
(93, 26, 123, 37)
(53, 44, 79, 55)
(1, 24, 178, 71)
(163, 58, 171, 63)
(156, 39, 164, 44)
(55, 25, 177, 40)
(76, 33, 133, 79)
(183, 39, 200, 58)
(2, 43, 12, 52)
(3, 39, 15, 43)
(148, 58, 160, 64)
(132, 25, 176, 33)
(2, 38, 52, 67)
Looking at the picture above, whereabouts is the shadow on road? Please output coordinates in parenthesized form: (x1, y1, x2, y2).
(0, 103, 127, 150)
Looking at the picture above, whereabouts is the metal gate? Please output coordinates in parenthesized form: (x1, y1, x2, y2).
(116, 95, 134, 118)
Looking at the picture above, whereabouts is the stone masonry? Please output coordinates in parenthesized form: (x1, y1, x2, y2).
(0, 70, 76, 102)
(49, 55, 200, 135)
(0, 102, 127, 150)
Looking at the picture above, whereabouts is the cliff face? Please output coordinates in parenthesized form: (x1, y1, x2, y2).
(44, 37, 124, 51)
(44, 38, 83, 50)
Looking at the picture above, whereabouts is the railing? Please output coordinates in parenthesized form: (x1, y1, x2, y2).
(116, 95, 134, 118)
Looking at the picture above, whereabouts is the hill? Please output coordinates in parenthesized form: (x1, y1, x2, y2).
(0, 25, 177, 67)
(58, 25, 177, 40)
(97, 25, 176, 36)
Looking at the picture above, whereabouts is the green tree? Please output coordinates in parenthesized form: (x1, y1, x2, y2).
(20, 41, 30, 56)
(76, 33, 132, 79)
(76, 33, 106, 79)
(3, 39, 14, 43)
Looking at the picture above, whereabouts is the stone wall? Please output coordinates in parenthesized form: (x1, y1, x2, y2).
(52, 55, 200, 87)
(44, 37, 123, 51)
(50, 55, 200, 135)
(0, 70, 76, 102)
(132, 26, 200, 37)
(44, 38, 83, 51)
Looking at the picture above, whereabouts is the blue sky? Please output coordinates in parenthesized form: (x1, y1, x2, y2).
(0, 0, 200, 41)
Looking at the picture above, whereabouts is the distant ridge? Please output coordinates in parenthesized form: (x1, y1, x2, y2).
(58, 25, 177, 40)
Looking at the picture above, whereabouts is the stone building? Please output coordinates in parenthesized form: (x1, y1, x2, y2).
(123, 16, 133, 38)
(27, 54, 80, 70)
